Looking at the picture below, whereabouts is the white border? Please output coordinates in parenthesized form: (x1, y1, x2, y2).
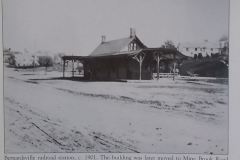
(1, 0, 240, 159)
(229, 0, 240, 159)
(1, 0, 4, 158)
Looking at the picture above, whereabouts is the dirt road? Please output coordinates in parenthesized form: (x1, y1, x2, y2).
(4, 68, 228, 154)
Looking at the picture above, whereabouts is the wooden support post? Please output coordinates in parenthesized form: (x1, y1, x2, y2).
(173, 52, 176, 81)
(173, 62, 176, 81)
(32, 55, 35, 72)
(139, 55, 142, 80)
(132, 52, 145, 80)
(72, 60, 74, 77)
(63, 59, 65, 78)
(157, 54, 160, 80)
(154, 52, 162, 80)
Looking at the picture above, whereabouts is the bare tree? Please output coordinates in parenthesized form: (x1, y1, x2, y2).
(161, 40, 177, 50)
(38, 56, 53, 74)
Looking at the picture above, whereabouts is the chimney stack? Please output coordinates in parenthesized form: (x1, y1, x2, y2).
(101, 35, 106, 43)
(130, 28, 136, 38)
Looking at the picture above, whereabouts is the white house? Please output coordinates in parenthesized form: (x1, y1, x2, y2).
(219, 38, 229, 56)
(178, 40, 220, 57)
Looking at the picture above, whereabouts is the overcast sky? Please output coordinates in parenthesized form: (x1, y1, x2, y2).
(2, 0, 229, 56)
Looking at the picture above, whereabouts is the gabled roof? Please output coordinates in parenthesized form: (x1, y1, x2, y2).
(89, 36, 145, 57)
(86, 34, 186, 60)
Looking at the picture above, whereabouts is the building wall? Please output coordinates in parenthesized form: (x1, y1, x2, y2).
(219, 40, 229, 56)
(127, 58, 152, 80)
(84, 57, 152, 80)
(179, 46, 220, 57)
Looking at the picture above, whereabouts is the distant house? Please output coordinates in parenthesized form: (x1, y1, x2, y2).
(3, 48, 13, 63)
(3, 48, 23, 65)
(219, 38, 229, 56)
(3, 48, 40, 68)
(62, 28, 186, 80)
(14, 53, 39, 67)
(178, 40, 220, 58)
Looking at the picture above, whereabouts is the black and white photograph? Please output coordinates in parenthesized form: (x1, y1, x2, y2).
(2, 0, 229, 155)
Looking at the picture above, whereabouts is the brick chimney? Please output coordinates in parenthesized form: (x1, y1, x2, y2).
(130, 28, 136, 38)
(101, 35, 106, 43)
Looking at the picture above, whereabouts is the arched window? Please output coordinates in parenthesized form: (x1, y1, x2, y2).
(129, 43, 132, 51)
(133, 43, 137, 50)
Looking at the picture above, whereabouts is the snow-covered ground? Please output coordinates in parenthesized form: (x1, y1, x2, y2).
(4, 67, 228, 154)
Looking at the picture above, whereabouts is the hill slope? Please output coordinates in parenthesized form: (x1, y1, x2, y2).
(180, 59, 228, 78)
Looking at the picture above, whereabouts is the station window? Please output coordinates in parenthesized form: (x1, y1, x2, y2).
(129, 43, 133, 51)
(129, 43, 137, 51)
(133, 43, 137, 50)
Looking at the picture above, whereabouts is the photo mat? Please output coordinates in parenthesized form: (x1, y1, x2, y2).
(2, 0, 230, 155)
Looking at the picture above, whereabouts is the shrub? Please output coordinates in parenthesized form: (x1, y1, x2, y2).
(38, 56, 53, 72)
(198, 53, 203, 59)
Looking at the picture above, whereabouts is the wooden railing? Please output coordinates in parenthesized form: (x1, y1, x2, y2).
(152, 73, 179, 79)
